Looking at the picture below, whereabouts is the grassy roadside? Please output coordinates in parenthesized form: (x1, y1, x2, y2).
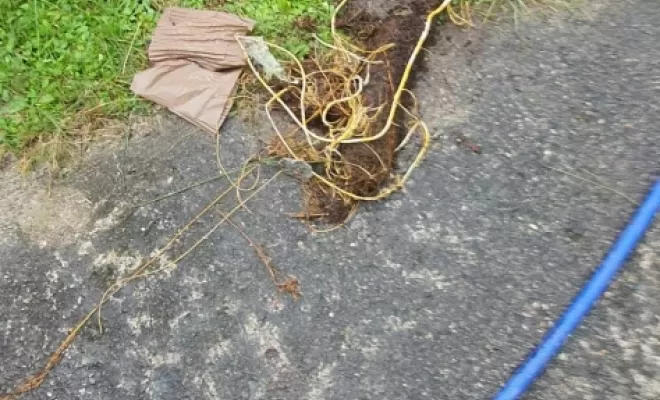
(0, 0, 568, 159)
(0, 0, 334, 154)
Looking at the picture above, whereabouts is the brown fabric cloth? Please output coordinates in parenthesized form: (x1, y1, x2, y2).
(131, 8, 254, 134)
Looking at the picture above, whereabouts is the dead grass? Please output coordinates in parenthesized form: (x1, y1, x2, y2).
(451, 0, 576, 26)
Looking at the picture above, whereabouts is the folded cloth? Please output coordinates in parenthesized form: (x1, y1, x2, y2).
(131, 8, 254, 134)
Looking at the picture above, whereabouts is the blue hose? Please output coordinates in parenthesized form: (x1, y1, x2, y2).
(494, 179, 660, 400)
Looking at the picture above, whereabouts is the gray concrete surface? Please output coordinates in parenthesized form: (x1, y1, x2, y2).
(1, 0, 659, 399)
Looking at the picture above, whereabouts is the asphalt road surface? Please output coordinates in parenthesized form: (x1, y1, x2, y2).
(1, 0, 659, 399)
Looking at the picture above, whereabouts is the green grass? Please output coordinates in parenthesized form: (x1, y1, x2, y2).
(0, 0, 334, 151)
(181, 0, 334, 56)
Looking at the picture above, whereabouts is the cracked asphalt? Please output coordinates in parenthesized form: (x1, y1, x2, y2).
(1, 0, 659, 399)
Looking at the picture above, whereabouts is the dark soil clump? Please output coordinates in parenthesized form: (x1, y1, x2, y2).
(305, 0, 444, 223)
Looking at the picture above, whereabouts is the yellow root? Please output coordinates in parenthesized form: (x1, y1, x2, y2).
(238, 0, 450, 206)
(1, 167, 279, 400)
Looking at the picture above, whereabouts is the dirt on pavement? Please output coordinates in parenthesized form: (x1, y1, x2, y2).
(304, 0, 446, 222)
